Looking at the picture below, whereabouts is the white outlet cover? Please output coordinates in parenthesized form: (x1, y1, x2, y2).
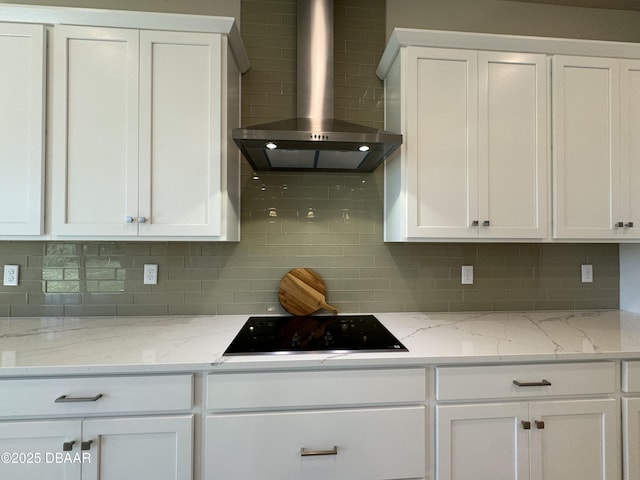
(581, 264, 593, 283)
(144, 264, 158, 285)
(3, 265, 19, 286)
(461, 265, 474, 285)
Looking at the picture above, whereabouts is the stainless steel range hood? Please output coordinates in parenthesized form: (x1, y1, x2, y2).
(232, 0, 401, 172)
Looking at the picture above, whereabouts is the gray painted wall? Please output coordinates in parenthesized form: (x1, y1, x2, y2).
(0, 0, 626, 316)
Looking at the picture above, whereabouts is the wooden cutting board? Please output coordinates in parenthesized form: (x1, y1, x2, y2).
(278, 268, 338, 316)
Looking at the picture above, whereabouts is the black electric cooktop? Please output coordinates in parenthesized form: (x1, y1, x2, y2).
(223, 314, 407, 356)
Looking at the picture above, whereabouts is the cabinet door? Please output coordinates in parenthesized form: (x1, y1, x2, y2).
(0, 23, 45, 236)
(52, 25, 140, 236)
(478, 52, 548, 239)
(623, 397, 640, 480)
(138, 31, 223, 237)
(620, 60, 640, 239)
(529, 398, 618, 480)
(81, 415, 193, 480)
(436, 402, 530, 480)
(406, 46, 478, 238)
(206, 407, 425, 480)
(0, 419, 81, 480)
(552, 55, 620, 239)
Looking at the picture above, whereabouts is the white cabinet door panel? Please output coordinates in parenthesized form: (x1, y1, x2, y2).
(0, 420, 81, 480)
(553, 56, 620, 239)
(529, 399, 619, 480)
(52, 26, 139, 236)
(479, 52, 548, 238)
(624, 397, 640, 480)
(407, 47, 478, 238)
(620, 60, 640, 239)
(0, 23, 45, 236)
(206, 406, 425, 480)
(139, 31, 222, 237)
(436, 402, 529, 480)
(81, 415, 193, 480)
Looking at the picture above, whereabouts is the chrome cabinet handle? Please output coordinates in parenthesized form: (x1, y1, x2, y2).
(55, 394, 103, 403)
(513, 379, 551, 387)
(535, 420, 545, 429)
(521, 421, 531, 430)
(482, 220, 490, 226)
(62, 441, 75, 451)
(81, 440, 93, 451)
(300, 446, 338, 457)
(125, 216, 134, 223)
(137, 216, 147, 223)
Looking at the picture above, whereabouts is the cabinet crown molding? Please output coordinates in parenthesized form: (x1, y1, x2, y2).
(377, 27, 640, 79)
(0, 3, 249, 72)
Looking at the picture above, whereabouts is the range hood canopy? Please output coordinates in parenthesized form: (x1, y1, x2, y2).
(232, 0, 402, 172)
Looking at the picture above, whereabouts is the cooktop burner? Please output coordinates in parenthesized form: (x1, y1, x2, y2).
(223, 314, 407, 356)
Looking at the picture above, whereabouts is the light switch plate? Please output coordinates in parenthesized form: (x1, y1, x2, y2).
(3, 265, 19, 286)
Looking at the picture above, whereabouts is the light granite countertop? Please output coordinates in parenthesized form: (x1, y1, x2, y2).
(2, 310, 640, 376)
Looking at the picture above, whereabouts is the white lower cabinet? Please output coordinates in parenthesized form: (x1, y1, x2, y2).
(0, 419, 81, 480)
(0, 416, 192, 480)
(0, 374, 194, 480)
(205, 368, 427, 480)
(436, 402, 530, 480)
(207, 407, 424, 479)
(622, 361, 640, 480)
(435, 362, 619, 480)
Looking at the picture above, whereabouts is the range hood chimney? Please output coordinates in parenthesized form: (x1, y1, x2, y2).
(232, 0, 401, 172)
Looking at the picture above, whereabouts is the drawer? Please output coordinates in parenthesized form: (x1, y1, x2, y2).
(436, 362, 615, 401)
(205, 406, 425, 480)
(206, 368, 425, 411)
(0, 374, 193, 418)
(622, 361, 640, 392)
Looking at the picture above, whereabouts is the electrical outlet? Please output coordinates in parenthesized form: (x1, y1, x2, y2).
(461, 265, 474, 285)
(581, 264, 593, 283)
(144, 264, 158, 285)
(1, 351, 16, 367)
(3, 265, 19, 286)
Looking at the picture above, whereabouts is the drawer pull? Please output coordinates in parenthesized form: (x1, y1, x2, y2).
(521, 421, 531, 430)
(62, 441, 75, 452)
(55, 393, 104, 403)
(535, 420, 545, 429)
(81, 441, 93, 451)
(512, 379, 551, 387)
(300, 446, 338, 457)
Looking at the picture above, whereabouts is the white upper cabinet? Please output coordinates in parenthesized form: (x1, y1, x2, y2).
(0, 22, 45, 236)
(620, 60, 640, 240)
(404, 47, 478, 240)
(553, 55, 640, 240)
(479, 51, 548, 240)
(138, 31, 225, 237)
(52, 25, 241, 240)
(382, 40, 548, 241)
(553, 56, 619, 239)
(52, 26, 140, 238)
